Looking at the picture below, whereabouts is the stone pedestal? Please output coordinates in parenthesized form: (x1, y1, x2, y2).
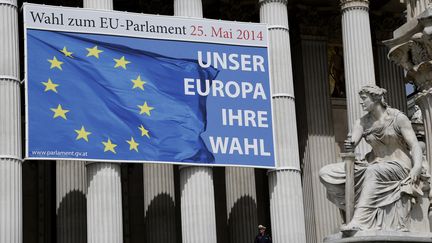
(0, 0, 22, 242)
(324, 231, 432, 243)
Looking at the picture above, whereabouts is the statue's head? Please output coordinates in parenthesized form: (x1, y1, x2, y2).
(358, 85, 388, 111)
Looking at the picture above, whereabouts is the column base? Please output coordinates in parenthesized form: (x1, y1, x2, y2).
(324, 231, 432, 243)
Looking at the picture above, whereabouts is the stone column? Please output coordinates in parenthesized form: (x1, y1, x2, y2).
(143, 164, 176, 243)
(174, 0, 202, 17)
(0, 0, 22, 243)
(83, 0, 113, 10)
(225, 167, 258, 243)
(174, 1, 217, 242)
(259, 1, 306, 242)
(56, 161, 87, 243)
(82, 1, 122, 243)
(87, 163, 122, 243)
(376, 44, 407, 113)
(340, 0, 376, 157)
(57, 0, 109, 238)
(301, 37, 340, 242)
(180, 166, 217, 243)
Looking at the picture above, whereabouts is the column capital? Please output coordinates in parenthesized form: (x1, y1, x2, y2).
(267, 166, 301, 174)
(340, 0, 369, 12)
(259, 0, 287, 6)
(0, 75, 21, 84)
(0, 0, 17, 7)
(0, 155, 23, 162)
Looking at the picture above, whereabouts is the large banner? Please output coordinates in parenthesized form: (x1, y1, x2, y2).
(24, 4, 275, 168)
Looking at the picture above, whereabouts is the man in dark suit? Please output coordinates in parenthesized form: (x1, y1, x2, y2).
(255, 225, 272, 243)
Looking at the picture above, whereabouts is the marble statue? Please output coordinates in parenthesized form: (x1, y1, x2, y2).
(320, 85, 430, 233)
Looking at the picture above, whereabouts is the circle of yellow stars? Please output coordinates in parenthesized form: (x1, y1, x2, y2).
(41, 45, 155, 155)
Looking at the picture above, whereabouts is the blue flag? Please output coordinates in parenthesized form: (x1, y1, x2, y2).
(27, 29, 217, 163)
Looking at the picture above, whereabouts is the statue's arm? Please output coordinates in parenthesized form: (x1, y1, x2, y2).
(398, 113, 423, 181)
(349, 119, 363, 148)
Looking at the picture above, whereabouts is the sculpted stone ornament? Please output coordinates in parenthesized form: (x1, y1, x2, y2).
(412, 105, 424, 124)
(320, 85, 432, 242)
(403, 0, 432, 20)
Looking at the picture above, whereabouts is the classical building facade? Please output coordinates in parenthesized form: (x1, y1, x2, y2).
(0, 0, 418, 243)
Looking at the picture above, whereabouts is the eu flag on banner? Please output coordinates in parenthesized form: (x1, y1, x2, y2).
(27, 29, 217, 163)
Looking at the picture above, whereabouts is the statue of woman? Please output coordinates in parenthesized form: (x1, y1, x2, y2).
(320, 85, 429, 232)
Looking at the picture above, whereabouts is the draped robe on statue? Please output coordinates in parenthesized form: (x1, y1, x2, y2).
(320, 108, 429, 231)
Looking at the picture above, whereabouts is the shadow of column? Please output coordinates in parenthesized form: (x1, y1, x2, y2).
(57, 190, 87, 243)
(144, 193, 177, 243)
(228, 196, 258, 243)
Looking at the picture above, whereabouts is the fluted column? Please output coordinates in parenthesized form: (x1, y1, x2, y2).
(302, 149, 317, 243)
(377, 44, 407, 113)
(174, 1, 217, 242)
(82, 1, 123, 243)
(259, 0, 306, 242)
(83, 0, 112, 10)
(56, 161, 87, 243)
(174, 0, 202, 18)
(180, 166, 217, 243)
(301, 37, 340, 242)
(0, 0, 22, 243)
(341, 0, 375, 158)
(143, 164, 176, 243)
(87, 163, 122, 243)
(225, 167, 258, 243)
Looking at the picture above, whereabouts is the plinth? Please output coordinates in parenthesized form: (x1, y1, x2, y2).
(324, 230, 432, 243)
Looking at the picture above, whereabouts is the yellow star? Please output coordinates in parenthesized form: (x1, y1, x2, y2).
(41, 78, 59, 93)
(75, 126, 91, 142)
(48, 56, 63, 70)
(50, 104, 69, 120)
(60, 47, 73, 58)
(86, 46, 103, 58)
(126, 137, 139, 152)
(138, 125, 150, 138)
(138, 102, 154, 116)
(102, 138, 117, 154)
(114, 56, 131, 69)
(131, 75, 146, 90)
